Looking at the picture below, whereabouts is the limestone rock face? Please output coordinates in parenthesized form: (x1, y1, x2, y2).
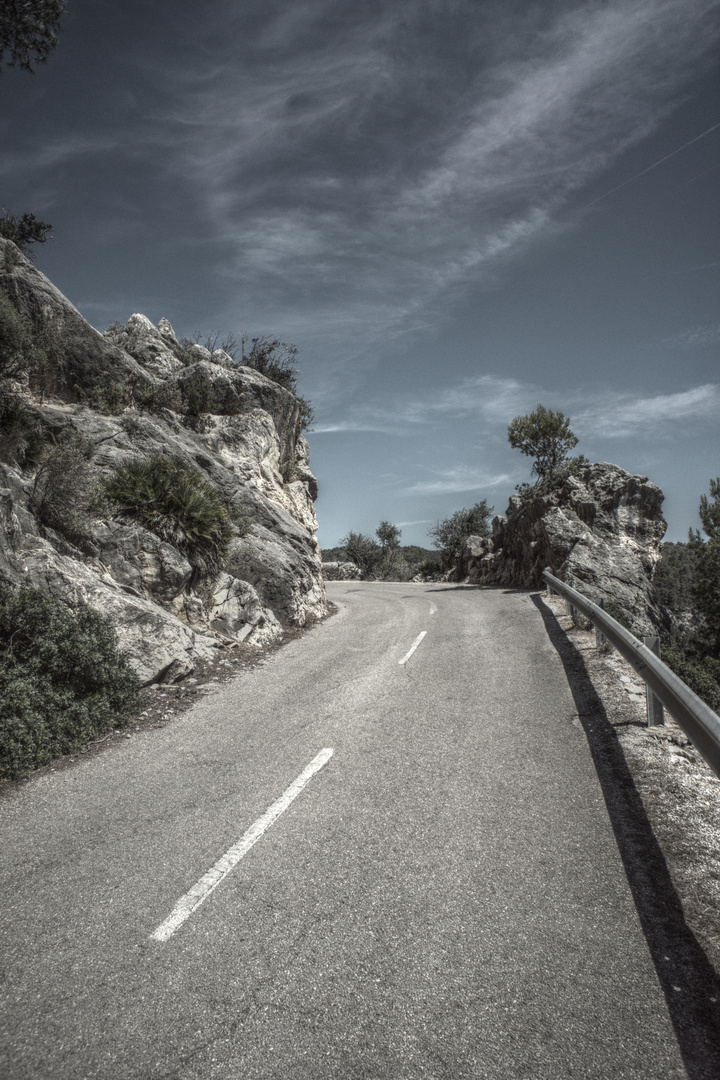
(0, 239, 326, 682)
(458, 462, 667, 634)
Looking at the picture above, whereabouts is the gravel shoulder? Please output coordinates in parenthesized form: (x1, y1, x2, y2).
(539, 589, 720, 976)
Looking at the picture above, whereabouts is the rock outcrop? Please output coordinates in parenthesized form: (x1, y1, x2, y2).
(321, 561, 363, 581)
(456, 462, 667, 634)
(0, 238, 326, 682)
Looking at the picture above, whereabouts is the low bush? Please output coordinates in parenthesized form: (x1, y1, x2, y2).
(31, 427, 95, 541)
(91, 381, 126, 415)
(133, 380, 184, 414)
(103, 454, 233, 581)
(0, 586, 141, 778)
(661, 644, 720, 712)
(228, 502, 253, 537)
(603, 601, 634, 633)
(0, 291, 31, 378)
(0, 396, 45, 465)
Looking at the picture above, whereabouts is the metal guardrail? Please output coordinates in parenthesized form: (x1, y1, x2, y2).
(542, 568, 720, 781)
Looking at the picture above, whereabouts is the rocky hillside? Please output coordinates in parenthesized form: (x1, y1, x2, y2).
(0, 237, 326, 684)
(454, 462, 667, 635)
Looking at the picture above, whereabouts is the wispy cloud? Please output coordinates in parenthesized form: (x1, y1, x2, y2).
(153, 0, 720, 340)
(405, 468, 513, 496)
(314, 375, 536, 435)
(660, 324, 720, 348)
(316, 375, 720, 444)
(573, 384, 720, 437)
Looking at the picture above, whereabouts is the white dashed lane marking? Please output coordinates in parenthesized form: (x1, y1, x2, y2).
(399, 631, 427, 666)
(150, 748, 334, 943)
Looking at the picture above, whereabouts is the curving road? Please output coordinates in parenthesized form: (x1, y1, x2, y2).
(0, 582, 691, 1078)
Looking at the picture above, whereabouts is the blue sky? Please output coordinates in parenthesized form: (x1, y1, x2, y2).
(2, 0, 718, 546)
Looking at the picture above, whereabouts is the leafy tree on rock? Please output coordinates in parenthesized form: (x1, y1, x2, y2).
(0, 1, 66, 73)
(0, 210, 53, 255)
(428, 500, 493, 562)
(507, 404, 580, 483)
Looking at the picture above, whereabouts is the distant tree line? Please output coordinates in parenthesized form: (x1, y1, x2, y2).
(655, 479, 720, 710)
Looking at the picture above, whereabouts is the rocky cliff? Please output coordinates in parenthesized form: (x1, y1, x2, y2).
(0, 238, 326, 683)
(455, 462, 667, 634)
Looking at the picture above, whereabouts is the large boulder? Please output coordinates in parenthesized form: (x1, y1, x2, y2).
(459, 462, 667, 634)
(322, 561, 363, 581)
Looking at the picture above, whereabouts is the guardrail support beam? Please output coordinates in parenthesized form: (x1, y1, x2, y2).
(595, 598, 605, 649)
(643, 636, 665, 727)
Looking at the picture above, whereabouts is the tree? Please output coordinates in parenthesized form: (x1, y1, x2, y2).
(0, 1, 66, 73)
(375, 520, 402, 580)
(340, 530, 383, 579)
(689, 478, 720, 657)
(0, 210, 53, 255)
(428, 500, 493, 562)
(507, 404, 579, 482)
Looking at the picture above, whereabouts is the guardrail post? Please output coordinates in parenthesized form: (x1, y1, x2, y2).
(643, 636, 665, 727)
(565, 599, 573, 619)
(595, 599, 605, 649)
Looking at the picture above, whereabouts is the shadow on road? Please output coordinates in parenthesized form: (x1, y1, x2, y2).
(533, 593, 720, 1080)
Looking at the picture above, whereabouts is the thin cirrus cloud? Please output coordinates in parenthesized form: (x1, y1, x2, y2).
(404, 469, 514, 496)
(575, 385, 720, 438)
(315, 378, 720, 441)
(150, 0, 720, 341)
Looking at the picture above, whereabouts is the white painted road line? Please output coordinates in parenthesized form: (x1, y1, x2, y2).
(150, 748, 334, 943)
(399, 631, 427, 665)
(428, 601, 437, 615)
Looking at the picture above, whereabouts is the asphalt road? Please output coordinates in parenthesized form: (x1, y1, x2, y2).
(0, 582, 692, 1079)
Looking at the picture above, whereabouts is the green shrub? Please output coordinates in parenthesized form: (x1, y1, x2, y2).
(0, 586, 141, 778)
(415, 557, 442, 577)
(0, 395, 45, 465)
(180, 370, 223, 416)
(280, 453, 299, 483)
(103, 454, 233, 580)
(604, 601, 634, 633)
(228, 502, 253, 537)
(133, 380, 184, 414)
(428, 500, 494, 562)
(661, 645, 720, 712)
(91, 381, 126, 415)
(120, 413, 142, 436)
(31, 427, 95, 541)
(0, 291, 31, 378)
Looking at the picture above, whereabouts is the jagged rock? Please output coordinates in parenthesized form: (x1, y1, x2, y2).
(106, 313, 184, 378)
(458, 462, 666, 634)
(206, 572, 282, 646)
(322, 561, 363, 581)
(0, 256, 326, 683)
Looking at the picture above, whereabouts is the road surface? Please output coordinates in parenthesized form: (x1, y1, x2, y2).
(0, 582, 697, 1078)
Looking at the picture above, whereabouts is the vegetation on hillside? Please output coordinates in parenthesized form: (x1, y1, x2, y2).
(655, 479, 720, 711)
(324, 523, 439, 580)
(0, 585, 141, 779)
(428, 500, 494, 563)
